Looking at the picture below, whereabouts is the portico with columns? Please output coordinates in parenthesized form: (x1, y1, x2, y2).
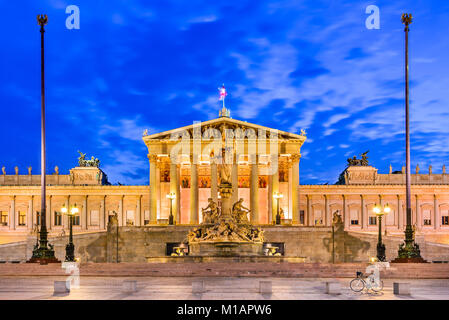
(143, 111, 306, 225)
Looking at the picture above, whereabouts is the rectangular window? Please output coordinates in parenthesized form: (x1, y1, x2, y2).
(423, 209, 431, 226)
(314, 210, 322, 225)
(18, 211, 26, 226)
(73, 215, 80, 226)
(386, 209, 395, 226)
(299, 210, 305, 225)
(90, 210, 99, 226)
(126, 210, 134, 226)
(144, 210, 150, 225)
(442, 210, 448, 226)
(0, 211, 8, 226)
(350, 209, 359, 225)
(36, 211, 41, 226)
(54, 211, 62, 226)
(369, 216, 377, 225)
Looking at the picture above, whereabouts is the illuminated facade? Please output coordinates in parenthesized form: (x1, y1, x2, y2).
(1, 112, 449, 241)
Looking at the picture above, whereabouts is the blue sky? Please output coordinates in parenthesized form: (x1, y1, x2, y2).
(1, 0, 449, 185)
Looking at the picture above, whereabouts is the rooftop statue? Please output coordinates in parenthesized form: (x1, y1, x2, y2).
(78, 151, 100, 168)
(347, 150, 369, 166)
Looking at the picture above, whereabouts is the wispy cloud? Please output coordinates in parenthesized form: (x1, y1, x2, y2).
(3, 0, 449, 185)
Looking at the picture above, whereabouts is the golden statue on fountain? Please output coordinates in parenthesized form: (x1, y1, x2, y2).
(186, 147, 265, 256)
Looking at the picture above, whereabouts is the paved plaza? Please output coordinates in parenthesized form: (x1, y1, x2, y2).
(0, 276, 448, 300)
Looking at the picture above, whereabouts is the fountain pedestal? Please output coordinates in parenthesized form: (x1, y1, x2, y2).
(187, 182, 264, 257)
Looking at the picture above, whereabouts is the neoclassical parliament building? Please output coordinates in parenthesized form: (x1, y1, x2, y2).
(1, 109, 449, 248)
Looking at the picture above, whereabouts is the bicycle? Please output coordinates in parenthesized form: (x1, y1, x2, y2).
(350, 271, 383, 292)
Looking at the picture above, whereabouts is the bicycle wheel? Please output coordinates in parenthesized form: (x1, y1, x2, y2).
(350, 278, 365, 292)
(371, 280, 384, 292)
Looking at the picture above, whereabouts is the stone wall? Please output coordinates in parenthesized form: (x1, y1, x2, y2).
(1, 226, 449, 263)
(347, 231, 449, 262)
(0, 232, 107, 262)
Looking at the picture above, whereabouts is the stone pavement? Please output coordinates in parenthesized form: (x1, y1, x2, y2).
(0, 276, 448, 300)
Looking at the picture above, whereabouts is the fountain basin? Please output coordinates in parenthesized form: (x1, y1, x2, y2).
(189, 241, 263, 257)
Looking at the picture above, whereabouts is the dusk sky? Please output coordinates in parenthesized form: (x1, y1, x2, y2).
(1, 0, 449, 185)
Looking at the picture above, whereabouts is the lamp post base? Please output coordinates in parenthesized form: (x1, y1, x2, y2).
(391, 257, 427, 263)
(27, 247, 60, 264)
(391, 226, 427, 263)
(376, 242, 386, 262)
(27, 229, 60, 264)
(65, 242, 75, 262)
(275, 214, 281, 225)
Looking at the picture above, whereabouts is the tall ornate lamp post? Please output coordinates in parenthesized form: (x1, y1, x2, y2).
(28, 15, 59, 264)
(393, 13, 425, 263)
(166, 192, 176, 225)
(373, 203, 391, 262)
(61, 204, 78, 262)
(273, 192, 283, 225)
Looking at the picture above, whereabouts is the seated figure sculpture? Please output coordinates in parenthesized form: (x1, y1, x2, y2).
(232, 198, 250, 223)
(201, 198, 219, 224)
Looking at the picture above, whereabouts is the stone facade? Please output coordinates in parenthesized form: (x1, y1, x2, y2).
(1, 113, 449, 259)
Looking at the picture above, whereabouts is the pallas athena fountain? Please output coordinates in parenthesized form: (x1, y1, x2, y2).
(186, 147, 264, 257)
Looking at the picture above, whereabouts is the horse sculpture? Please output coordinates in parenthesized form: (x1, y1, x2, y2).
(78, 151, 100, 167)
(347, 150, 369, 166)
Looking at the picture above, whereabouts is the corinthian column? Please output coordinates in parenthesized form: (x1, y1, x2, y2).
(270, 155, 279, 224)
(397, 195, 404, 230)
(28, 196, 34, 230)
(291, 154, 300, 224)
(190, 155, 199, 224)
(250, 154, 259, 223)
(231, 153, 239, 205)
(82, 195, 87, 230)
(9, 196, 15, 230)
(100, 195, 106, 229)
(434, 195, 439, 230)
(210, 158, 218, 203)
(361, 195, 366, 229)
(133, 195, 140, 226)
(416, 195, 421, 230)
(343, 195, 349, 229)
(149, 155, 158, 224)
(170, 159, 180, 222)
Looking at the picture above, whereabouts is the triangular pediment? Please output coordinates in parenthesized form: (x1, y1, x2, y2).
(143, 117, 306, 142)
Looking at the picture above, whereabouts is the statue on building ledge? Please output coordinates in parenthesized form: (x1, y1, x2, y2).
(347, 150, 369, 166)
(78, 151, 100, 167)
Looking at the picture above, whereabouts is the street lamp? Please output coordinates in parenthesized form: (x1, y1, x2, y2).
(372, 203, 391, 262)
(28, 14, 59, 264)
(273, 192, 283, 225)
(166, 192, 176, 225)
(392, 13, 425, 263)
(61, 203, 78, 262)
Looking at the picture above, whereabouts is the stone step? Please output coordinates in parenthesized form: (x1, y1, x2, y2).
(0, 262, 448, 278)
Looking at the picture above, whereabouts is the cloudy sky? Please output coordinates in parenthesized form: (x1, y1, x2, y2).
(1, 0, 448, 185)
